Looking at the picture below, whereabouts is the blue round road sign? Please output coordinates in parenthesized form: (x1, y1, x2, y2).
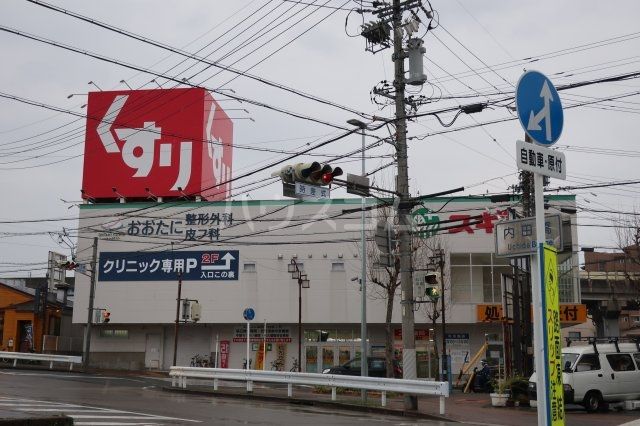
(516, 70, 563, 146)
(243, 308, 255, 321)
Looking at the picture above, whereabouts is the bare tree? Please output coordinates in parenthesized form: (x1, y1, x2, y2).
(360, 205, 445, 377)
(614, 211, 640, 307)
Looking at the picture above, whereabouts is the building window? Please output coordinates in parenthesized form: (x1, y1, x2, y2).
(99, 329, 128, 339)
(243, 262, 256, 273)
(450, 253, 509, 303)
(331, 262, 345, 272)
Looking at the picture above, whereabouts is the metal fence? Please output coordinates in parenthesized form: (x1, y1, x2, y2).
(41, 335, 83, 354)
(0, 351, 82, 370)
(169, 366, 449, 415)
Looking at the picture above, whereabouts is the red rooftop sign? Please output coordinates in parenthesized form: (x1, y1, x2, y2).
(82, 88, 233, 201)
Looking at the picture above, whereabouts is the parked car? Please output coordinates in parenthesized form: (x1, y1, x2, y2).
(528, 342, 640, 412)
(322, 356, 402, 378)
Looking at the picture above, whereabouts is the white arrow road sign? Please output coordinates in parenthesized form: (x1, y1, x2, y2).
(201, 252, 236, 271)
(527, 80, 554, 142)
(97, 95, 128, 153)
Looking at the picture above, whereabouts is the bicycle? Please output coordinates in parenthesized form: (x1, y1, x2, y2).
(242, 358, 253, 369)
(190, 354, 210, 367)
(270, 358, 284, 371)
(290, 357, 300, 372)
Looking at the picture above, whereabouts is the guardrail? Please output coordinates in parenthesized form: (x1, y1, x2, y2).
(169, 367, 449, 415)
(0, 351, 82, 371)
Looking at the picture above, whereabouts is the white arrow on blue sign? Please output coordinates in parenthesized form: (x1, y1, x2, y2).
(516, 71, 563, 146)
(243, 308, 255, 321)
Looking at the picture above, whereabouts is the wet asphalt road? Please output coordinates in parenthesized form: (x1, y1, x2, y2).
(0, 369, 463, 426)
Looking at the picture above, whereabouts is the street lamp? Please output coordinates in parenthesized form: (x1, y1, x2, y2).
(289, 258, 309, 372)
(347, 118, 369, 380)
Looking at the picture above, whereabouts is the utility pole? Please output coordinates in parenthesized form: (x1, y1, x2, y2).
(82, 237, 98, 369)
(436, 249, 447, 382)
(172, 271, 183, 367)
(392, 0, 418, 410)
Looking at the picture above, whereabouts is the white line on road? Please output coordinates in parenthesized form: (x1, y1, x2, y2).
(15, 409, 107, 412)
(0, 396, 201, 423)
(0, 371, 143, 382)
(74, 423, 161, 426)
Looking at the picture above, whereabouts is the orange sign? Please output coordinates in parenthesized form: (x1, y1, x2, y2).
(476, 304, 586, 324)
(477, 304, 504, 322)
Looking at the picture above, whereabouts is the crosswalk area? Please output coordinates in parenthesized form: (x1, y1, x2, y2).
(0, 396, 201, 425)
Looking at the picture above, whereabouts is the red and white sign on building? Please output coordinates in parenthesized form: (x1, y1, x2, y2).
(82, 88, 233, 201)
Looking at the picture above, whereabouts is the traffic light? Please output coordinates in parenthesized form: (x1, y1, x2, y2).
(58, 261, 78, 270)
(273, 162, 343, 186)
(102, 310, 111, 323)
(424, 272, 441, 301)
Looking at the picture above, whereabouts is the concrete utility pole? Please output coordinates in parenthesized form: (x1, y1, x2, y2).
(173, 272, 183, 367)
(82, 237, 98, 369)
(392, 0, 418, 410)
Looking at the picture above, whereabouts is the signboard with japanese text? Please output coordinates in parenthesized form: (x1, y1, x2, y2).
(220, 340, 230, 368)
(233, 324, 291, 343)
(393, 329, 431, 341)
(476, 303, 586, 324)
(411, 207, 510, 237)
(294, 182, 330, 200)
(98, 250, 239, 281)
(543, 244, 565, 425)
(95, 210, 234, 242)
(516, 140, 566, 180)
(495, 215, 562, 257)
(82, 88, 233, 201)
(477, 304, 504, 322)
(445, 333, 470, 374)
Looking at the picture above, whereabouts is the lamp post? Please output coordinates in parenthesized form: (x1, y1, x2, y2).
(347, 118, 369, 380)
(288, 259, 309, 372)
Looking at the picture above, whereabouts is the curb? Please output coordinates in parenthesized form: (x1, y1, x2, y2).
(161, 385, 454, 422)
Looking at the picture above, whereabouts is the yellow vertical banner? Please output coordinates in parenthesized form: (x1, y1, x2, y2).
(543, 244, 565, 426)
(256, 342, 265, 370)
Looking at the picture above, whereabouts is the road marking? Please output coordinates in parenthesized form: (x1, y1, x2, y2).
(0, 371, 143, 382)
(0, 396, 200, 423)
(74, 423, 161, 426)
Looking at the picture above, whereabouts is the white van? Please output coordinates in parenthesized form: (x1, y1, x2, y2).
(528, 341, 640, 412)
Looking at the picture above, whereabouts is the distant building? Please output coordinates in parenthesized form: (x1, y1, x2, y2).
(0, 278, 81, 355)
(73, 195, 580, 374)
(579, 246, 640, 337)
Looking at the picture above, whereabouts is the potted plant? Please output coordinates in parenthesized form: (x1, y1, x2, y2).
(490, 379, 510, 407)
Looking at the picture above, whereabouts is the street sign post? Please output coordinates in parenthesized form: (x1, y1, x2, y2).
(515, 70, 565, 426)
(516, 71, 564, 146)
(243, 308, 255, 371)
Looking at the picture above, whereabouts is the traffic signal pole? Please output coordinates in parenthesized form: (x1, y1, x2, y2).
(392, 0, 418, 411)
(82, 237, 98, 369)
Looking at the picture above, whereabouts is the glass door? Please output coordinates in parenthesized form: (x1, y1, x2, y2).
(322, 347, 335, 371)
(305, 346, 318, 373)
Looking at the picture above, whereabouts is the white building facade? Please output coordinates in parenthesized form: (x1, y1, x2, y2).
(73, 195, 580, 374)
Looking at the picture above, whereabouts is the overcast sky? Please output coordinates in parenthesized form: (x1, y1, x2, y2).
(1, 0, 639, 277)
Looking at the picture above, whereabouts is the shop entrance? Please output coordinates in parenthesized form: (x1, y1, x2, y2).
(17, 321, 33, 352)
(304, 343, 358, 373)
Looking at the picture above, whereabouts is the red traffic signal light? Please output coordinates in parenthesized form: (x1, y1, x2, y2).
(102, 311, 111, 323)
(59, 261, 78, 270)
